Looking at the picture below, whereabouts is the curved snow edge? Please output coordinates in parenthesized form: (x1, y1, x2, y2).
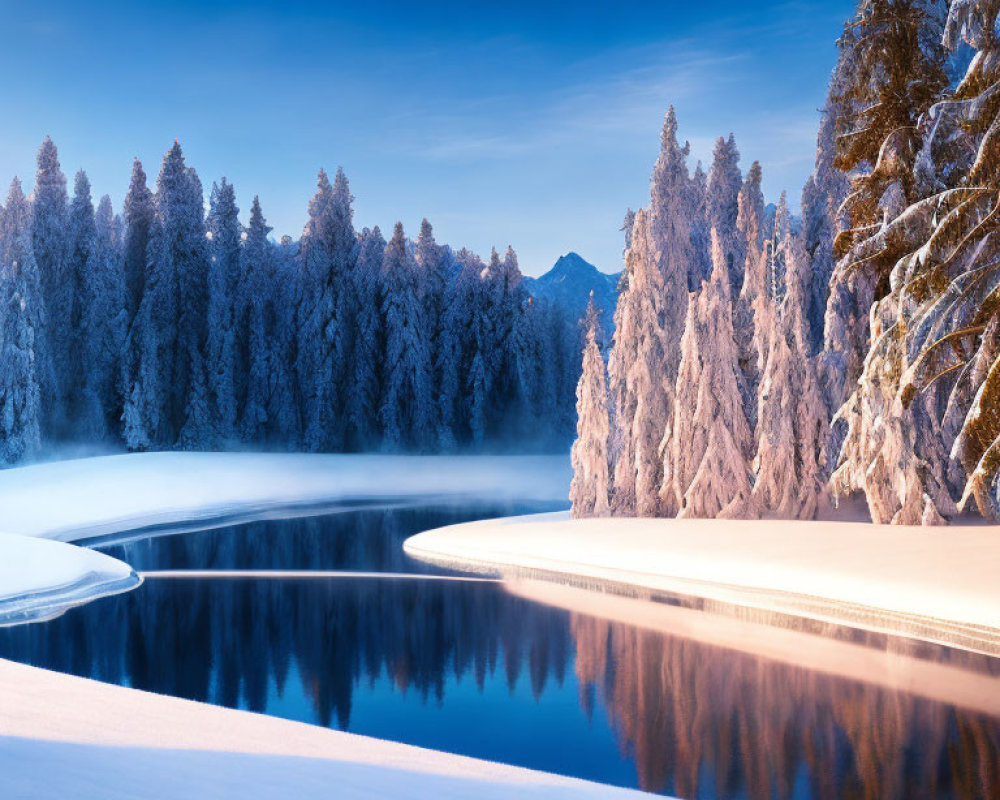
(0, 535, 140, 627)
(404, 514, 1000, 658)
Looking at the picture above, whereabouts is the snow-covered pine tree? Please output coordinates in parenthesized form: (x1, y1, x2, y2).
(733, 161, 766, 427)
(705, 133, 744, 296)
(627, 210, 676, 517)
(823, 1, 967, 524)
(823, 0, 949, 408)
(295, 167, 356, 451)
(0, 178, 42, 464)
(79, 194, 127, 440)
(415, 219, 450, 439)
(63, 170, 97, 430)
(378, 222, 432, 450)
(124, 141, 209, 448)
(826, 0, 1000, 522)
(238, 196, 274, 442)
(437, 248, 482, 448)
(570, 293, 611, 518)
(687, 161, 711, 289)
(676, 229, 755, 519)
(29, 136, 65, 434)
(346, 226, 386, 450)
(123, 158, 154, 323)
(752, 230, 827, 519)
(664, 296, 700, 512)
(608, 107, 693, 516)
(490, 246, 530, 442)
(205, 178, 241, 439)
(802, 104, 850, 359)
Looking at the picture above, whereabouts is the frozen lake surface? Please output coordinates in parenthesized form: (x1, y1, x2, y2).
(2, 502, 999, 798)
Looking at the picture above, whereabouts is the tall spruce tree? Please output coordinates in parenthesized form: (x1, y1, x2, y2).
(124, 142, 209, 448)
(64, 170, 96, 429)
(705, 134, 744, 296)
(378, 222, 432, 450)
(676, 230, 754, 519)
(205, 178, 241, 439)
(0, 178, 42, 464)
(123, 158, 154, 321)
(609, 107, 693, 515)
(570, 294, 611, 517)
(346, 226, 386, 450)
(29, 136, 66, 433)
(295, 167, 356, 451)
(79, 195, 127, 439)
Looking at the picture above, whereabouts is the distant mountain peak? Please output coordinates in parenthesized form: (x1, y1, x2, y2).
(524, 253, 620, 334)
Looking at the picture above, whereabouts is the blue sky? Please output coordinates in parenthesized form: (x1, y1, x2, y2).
(0, 0, 853, 275)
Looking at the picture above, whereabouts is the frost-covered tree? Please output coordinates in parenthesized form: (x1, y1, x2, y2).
(687, 162, 711, 288)
(123, 158, 154, 321)
(625, 211, 675, 517)
(823, 0, 949, 409)
(570, 294, 610, 518)
(489, 246, 530, 442)
(29, 136, 66, 432)
(346, 226, 385, 450)
(378, 222, 432, 450)
(752, 231, 827, 519)
(62, 170, 97, 428)
(610, 107, 693, 515)
(705, 134, 744, 295)
(802, 105, 850, 358)
(124, 142, 209, 448)
(733, 161, 767, 426)
(0, 178, 42, 464)
(79, 195, 127, 439)
(675, 230, 755, 519)
(295, 167, 356, 451)
(437, 248, 481, 448)
(206, 178, 241, 439)
(238, 196, 295, 444)
(830, 0, 1000, 522)
(415, 218, 450, 437)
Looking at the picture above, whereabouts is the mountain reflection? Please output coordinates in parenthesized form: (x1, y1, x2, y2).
(0, 505, 998, 798)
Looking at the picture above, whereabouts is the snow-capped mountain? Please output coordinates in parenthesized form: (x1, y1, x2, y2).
(524, 252, 619, 334)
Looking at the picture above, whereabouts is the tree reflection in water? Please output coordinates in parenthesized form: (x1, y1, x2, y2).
(0, 505, 997, 799)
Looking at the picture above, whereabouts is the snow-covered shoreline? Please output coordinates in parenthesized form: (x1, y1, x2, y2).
(0, 452, 569, 626)
(0, 452, 571, 543)
(404, 513, 1000, 656)
(0, 452, 651, 799)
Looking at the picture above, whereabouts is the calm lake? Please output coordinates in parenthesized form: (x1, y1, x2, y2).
(2, 502, 998, 799)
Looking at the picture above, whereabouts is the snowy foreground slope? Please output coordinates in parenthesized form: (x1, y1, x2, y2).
(405, 513, 1000, 656)
(0, 658, 646, 800)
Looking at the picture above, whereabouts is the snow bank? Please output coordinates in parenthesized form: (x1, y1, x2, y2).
(405, 514, 1000, 655)
(0, 452, 567, 626)
(0, 658, 646, 799)
(0, 535, 138, 625)
(0, 452, 571, 542)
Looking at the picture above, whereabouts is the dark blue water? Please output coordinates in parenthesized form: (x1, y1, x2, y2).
(1, 503, 999, 799)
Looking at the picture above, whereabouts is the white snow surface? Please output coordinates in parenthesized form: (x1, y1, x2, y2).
(0, 451, 571, 542)
(405, 513, 1000, 652)
(0, 658, 645, 800)
(0, 534, 136, 623)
